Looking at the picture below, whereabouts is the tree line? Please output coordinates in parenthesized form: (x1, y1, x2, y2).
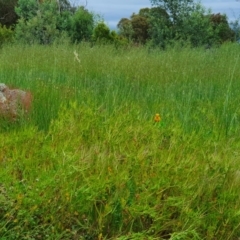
(0, 0, 239, 48)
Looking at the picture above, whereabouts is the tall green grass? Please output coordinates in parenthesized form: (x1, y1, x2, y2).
(0, 43, 240, 239)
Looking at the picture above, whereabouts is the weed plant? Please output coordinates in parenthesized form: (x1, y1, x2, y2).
(0, 42, 240, 239)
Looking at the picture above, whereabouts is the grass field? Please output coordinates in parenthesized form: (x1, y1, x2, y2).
(0, 42, 240, 239)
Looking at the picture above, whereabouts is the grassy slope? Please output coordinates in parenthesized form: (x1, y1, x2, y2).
(0, 43, 240, 239)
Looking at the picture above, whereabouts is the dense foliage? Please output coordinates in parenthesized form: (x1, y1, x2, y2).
(0, 0, 238, 48)
(118, 0, 235, 48)
(68, 6, 94, 43)
(0, 0, 18, 27)
(14, 0, 61, 44)
(0, 24, 14, 46)
(149, 0, 234, 47)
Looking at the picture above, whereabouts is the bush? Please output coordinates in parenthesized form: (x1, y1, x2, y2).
(69, 6, 94, 43)
(0, 24, 13, 47)
(92, 22, 113, 44)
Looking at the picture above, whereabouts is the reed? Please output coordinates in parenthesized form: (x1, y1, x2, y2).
(0, 42, 240, 239)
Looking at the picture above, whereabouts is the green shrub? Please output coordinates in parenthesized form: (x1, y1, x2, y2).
(69, 6, 94, 43)
(0, 24, 13, 46)
(92, 22, 113, 44)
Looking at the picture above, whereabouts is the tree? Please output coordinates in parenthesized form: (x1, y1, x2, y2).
(14, 0, 61, 44)
(0, 0, 18, 27)
(14, 0, 95, 44)
(15, 0, 39, 21)
(57, 0, 73, 12)
(69, 6, 94, 42)
(117, 8, 150, 44)
(14, 0, 93, 45)
(92, 22, 128, 47)
(92, 22, 113, 43)
(131, 13, 149, 43)
(150, 0, 195, 26)
(209, 13, 235, 43)
(117, 7, 170, 45)
(148, 6, 172, 48)
(150, 0, 197, 46)
(149, 0, 235, 47)
(117, 18, 134, 41)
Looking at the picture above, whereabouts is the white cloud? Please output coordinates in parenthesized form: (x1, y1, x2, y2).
(201, 0, 240, 21)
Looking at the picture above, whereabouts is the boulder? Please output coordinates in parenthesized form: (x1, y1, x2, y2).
(0, 83, 33, 120)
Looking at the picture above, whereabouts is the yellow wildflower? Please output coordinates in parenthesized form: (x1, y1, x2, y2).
(154, 113, 161, 122)
(65, 193, 70, 201)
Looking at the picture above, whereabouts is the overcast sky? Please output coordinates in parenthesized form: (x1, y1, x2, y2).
(73, 0, 240, 29)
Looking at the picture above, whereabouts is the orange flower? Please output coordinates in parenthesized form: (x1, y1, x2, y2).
(154, 113, 161, 122)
